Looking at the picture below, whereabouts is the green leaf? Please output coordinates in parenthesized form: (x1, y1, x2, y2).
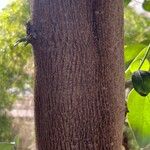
(130, 59, 149, 73)
(132, 70, 150, 96)
(125, 46, 149, 80)
(0, 142, 15, 150)
(124, 0, 132, 6)
(143, 0, 150, 12)
(127, 89, 150, 148)
(124, 44, 146, 64)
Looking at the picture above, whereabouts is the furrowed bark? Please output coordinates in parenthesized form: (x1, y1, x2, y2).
(31, 0, 124, 149)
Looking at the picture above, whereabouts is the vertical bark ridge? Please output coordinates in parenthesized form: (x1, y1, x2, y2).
(31, 0, 124, 149)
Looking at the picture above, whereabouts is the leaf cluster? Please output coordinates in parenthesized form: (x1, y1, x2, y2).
(125, 1, 150, 148)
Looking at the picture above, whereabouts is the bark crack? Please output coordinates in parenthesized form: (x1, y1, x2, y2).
(91, 1, 100, 53)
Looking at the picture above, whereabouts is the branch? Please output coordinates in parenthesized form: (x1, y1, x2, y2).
(125, 80, 133, 89)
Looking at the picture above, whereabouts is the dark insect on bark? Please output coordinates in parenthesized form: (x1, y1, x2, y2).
(14, 21, 37, 47)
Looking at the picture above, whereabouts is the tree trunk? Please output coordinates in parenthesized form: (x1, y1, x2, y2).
(31, 0, 124, 149)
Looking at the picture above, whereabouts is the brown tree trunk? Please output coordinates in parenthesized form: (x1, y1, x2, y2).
(31, 0, 124, 149)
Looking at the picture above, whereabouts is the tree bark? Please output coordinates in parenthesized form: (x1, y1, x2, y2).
(31, 0, 124, 149)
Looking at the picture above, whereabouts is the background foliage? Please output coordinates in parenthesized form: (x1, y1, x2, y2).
(0, 0, 32, 142)
(124, 1, 150, 149)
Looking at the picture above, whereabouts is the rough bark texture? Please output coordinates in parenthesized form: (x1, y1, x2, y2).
(31, 0, 124, 150)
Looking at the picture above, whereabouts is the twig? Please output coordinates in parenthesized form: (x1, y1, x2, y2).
(125, 80, 133, 89)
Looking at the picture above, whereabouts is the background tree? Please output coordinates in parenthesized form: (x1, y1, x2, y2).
(31, 0, 124, 149)
(0, 0, 31, 142)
